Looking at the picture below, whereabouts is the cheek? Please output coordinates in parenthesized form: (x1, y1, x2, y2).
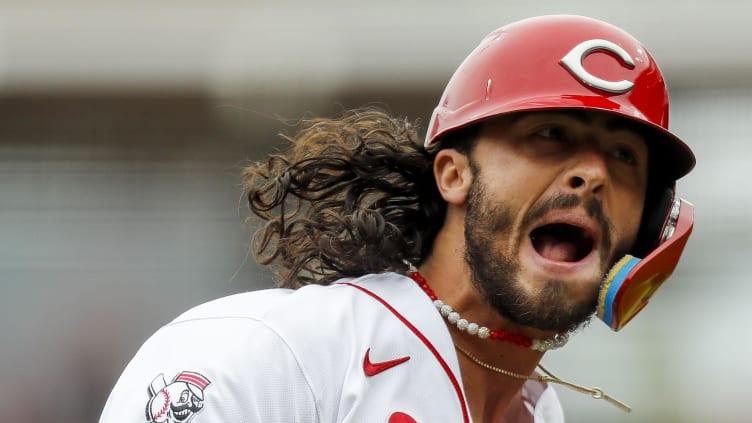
(483, 162, 552, 202)
(615, 194, 645, 245)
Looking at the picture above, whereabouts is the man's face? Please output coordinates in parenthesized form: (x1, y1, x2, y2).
(463, 110, 649, 332)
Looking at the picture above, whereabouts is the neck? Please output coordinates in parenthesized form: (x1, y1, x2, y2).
(452, 340, 541, 423)
(416, 255, 548, 423)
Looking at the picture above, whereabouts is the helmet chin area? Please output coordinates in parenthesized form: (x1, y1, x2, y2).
(597, 199, 693, 331)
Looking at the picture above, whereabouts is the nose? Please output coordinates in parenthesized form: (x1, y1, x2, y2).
(563, 148, 608, 196)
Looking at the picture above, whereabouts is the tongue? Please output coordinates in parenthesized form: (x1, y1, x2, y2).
(536, 233, 579, 262)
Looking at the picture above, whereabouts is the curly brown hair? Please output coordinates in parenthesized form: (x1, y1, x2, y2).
(242, 109, 450, 288)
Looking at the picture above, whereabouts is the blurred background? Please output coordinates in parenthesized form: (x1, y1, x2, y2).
(1, 1, 749, 422)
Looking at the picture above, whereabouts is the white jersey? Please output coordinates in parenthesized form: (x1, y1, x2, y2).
(100, 273, 565, 423)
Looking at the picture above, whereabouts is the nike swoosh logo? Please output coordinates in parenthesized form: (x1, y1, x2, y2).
(363, 348, 410, 377)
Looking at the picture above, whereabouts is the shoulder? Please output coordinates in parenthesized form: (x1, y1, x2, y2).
(100, 286, 324, 422)
(171, 272, 407, 319)
(166, 272, 417, 332)
(100, 273, 423, 423)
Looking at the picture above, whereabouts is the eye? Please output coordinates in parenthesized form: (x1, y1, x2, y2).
(611, 145, 638, 165)
(179, 390, 190, 403)
(535, 126, 566, 141)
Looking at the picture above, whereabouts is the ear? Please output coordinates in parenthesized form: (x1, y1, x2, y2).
(434, 148, 473, 205)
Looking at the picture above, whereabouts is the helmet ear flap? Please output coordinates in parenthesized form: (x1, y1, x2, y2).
(598, 196, 693, 331)
(632, 186, 675, 258)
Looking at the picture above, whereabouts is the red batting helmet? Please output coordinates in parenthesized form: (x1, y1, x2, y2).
(426, 15, 696, 331)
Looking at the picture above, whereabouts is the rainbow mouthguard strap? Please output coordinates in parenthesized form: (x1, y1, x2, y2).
(597, 255, 641, 330)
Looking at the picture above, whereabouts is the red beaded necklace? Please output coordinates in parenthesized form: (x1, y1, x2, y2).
(408, 269, 568, 351)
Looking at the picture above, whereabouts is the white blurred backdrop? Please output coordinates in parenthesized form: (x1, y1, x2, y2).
(1, 2, 750, 422)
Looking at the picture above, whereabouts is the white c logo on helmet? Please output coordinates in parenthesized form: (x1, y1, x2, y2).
(560, 39, 635, 94)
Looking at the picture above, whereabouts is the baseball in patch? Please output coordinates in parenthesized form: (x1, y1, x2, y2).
(145, 371, 211, 423)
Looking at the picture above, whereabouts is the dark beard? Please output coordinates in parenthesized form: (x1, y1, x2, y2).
(463, 175, 614, 333)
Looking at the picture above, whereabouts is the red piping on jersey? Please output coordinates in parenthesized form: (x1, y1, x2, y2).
(342, 282, 470, 423)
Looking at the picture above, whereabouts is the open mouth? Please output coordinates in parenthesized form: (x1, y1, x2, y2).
(530, 223, 594, 263)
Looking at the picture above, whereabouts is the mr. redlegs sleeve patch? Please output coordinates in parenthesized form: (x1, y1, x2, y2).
(145, 371, 211, 423)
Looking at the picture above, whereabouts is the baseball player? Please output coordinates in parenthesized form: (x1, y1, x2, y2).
(100, 15, 695, 423)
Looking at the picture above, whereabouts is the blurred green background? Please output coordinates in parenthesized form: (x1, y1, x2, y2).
(1, 2, 748, 422)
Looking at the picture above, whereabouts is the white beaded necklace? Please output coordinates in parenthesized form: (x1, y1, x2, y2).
(405, 262, 569, 352)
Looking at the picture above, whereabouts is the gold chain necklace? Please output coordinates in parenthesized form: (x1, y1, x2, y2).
(454, 343, 631, 413)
